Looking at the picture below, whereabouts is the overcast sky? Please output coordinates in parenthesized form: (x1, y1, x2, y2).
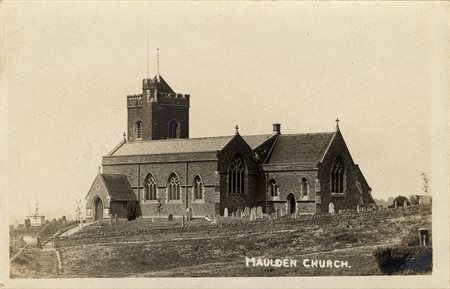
(2, 2, 448, 222)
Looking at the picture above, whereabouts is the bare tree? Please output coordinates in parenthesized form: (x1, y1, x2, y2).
(75, 199, 83, 223)
(421, 172, 430, 196)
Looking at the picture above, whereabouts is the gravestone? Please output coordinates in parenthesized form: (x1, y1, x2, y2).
(256, 206, 263, 219)
(356, 204, 360, 213)
(394, 200, 398, 209)
(114, 214, 118, 223)
(168, 214, 173, 221)
(328, 202, 335, 214)
(186, 208, 193, 221)
(403, 199, 408, 208)
(181, 215, 185, 227)
(236, 209, 242, 218)
(244, 207, 250, 217)
(268, 214, 272, 221)
(232, 212, 236, 218)
(224, 207, 228, 217)
(418, 228, 430, 246)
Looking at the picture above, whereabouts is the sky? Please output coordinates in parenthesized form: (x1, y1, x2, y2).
(1, 2, 448, 222)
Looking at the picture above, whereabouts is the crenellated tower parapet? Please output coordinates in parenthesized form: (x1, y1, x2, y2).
(127, 75, 190, 141)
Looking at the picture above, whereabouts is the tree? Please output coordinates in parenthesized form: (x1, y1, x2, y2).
(126, 201, 137, 221)
(409, 195, 420, 206)
(75, 199, 83, 223)
(421, 172, 430, 195)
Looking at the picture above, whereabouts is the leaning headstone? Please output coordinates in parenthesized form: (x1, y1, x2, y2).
(256, 206, 263, 219)
(168, 214, 173, 221)
(236, 209, 242, 218)
(224, 207, 228, 217)
(244, 207, 250, 217)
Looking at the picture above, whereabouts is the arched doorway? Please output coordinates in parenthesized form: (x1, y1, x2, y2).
(286, 193, 296, 215)
(94, 197, 103, 221)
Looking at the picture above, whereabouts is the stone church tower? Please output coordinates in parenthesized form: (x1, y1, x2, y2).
(126, 75, 190, 141)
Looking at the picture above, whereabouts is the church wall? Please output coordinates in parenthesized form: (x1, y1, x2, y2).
(109, 201, 129, 219)
(262, 170, 318, 214)
(318, 130, 361, 213)
(217, 135, 260, 214)
(102, 157, 219, 217)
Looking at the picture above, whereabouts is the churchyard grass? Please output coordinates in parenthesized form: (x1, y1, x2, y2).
(52, 206, 431, 277)
(11, 206, 431, 277)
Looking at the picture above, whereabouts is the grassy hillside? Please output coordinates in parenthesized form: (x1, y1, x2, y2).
(46, 206, 431, 278)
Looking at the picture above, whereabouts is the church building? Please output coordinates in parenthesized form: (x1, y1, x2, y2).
(85, 75, 374, 221)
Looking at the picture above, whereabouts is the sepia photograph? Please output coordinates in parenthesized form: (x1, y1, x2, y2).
(1, 1, 449, 288)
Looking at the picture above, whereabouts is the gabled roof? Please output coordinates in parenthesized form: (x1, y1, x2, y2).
(99, 174, 137, 201)
(267, 132, 335, 165)
(110, 134, 273, 156)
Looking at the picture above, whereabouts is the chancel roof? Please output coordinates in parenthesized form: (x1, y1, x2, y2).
(111, 134, 273, 156)
(267, 132, 335, 165)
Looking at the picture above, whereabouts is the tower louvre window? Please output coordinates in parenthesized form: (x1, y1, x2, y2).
(228, 154, 245, 194)
(168, 120, 180, 139)
(135, 121, 143, 140)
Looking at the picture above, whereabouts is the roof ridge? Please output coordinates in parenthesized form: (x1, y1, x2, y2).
(280, 131, 335, 136)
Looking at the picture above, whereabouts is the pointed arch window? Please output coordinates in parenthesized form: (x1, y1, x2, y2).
(168, 120, 180, 138)
(168, 173, 181, 200)
(301, 177, 309, 199)
(228, 154, 245, 194)
(331, 156, 345, 194)
(269, 178, 279, 197)
(144, 173, 157, 201)
(135, 121, 143, 140)
(193, 175, 204, 200)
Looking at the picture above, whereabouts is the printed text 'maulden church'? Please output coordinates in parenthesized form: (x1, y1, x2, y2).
(85, 75, 375, 220)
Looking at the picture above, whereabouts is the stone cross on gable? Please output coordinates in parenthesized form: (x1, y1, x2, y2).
(235, 125, 239, 135)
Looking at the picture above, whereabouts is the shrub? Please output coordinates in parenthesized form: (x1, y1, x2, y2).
(126, 201, 137, 221)
(333, 231, 359, 243)
(373, 246, 432, 275)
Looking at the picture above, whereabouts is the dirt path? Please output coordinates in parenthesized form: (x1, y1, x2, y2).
(10, 247, 60, 278)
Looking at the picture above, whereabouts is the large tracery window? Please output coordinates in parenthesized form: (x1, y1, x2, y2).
(193, 175, 204, 200)
(168, 173, 181, 200)
(144, 173, 157, 201)
(135, 121, 143, 140)
(269, 178, 279, 197)
(331, 156, 345, 194)
(228, 154, 245, 194)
